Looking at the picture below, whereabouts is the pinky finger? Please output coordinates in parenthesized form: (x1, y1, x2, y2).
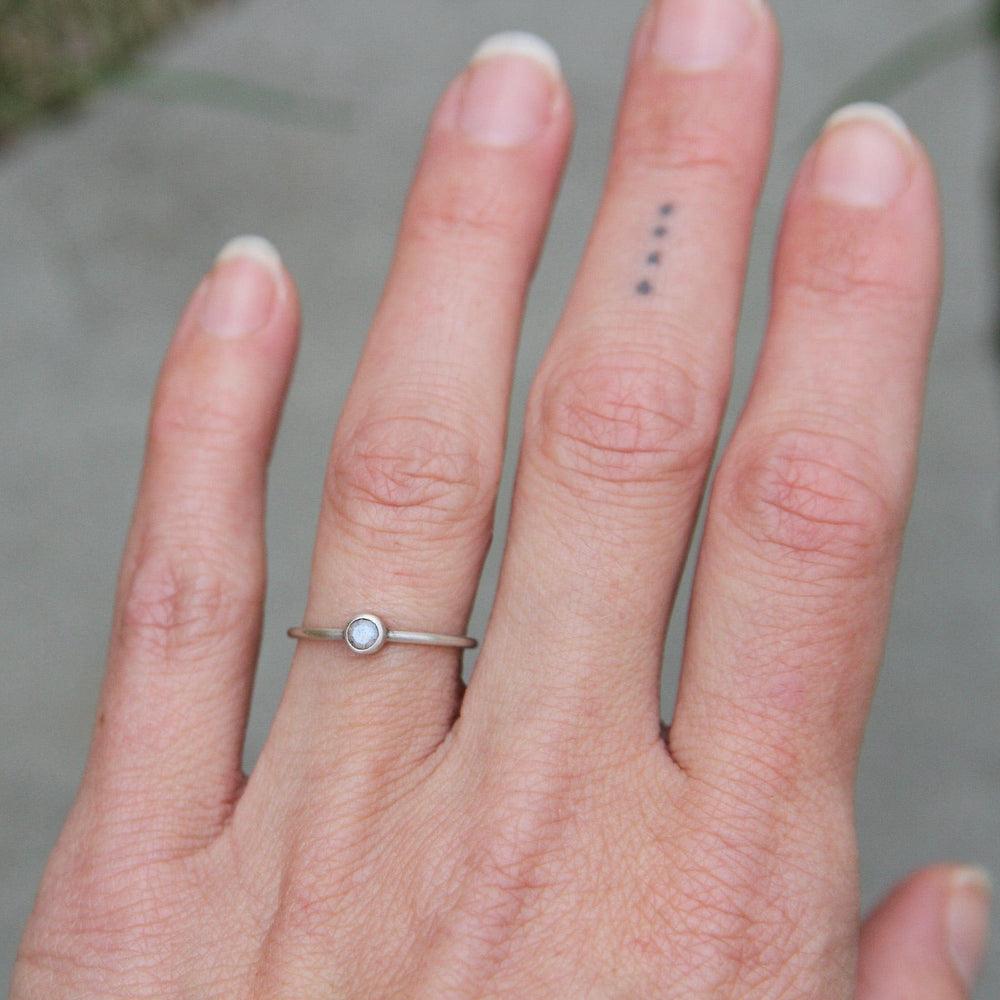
(84, 236, 299, 844)
(857, 865, 992, 999)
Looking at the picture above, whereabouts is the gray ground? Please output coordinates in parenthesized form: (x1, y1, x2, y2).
(2, 0, 998, 990)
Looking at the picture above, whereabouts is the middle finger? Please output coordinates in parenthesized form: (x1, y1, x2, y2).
(271, 35, 572, 770)
(465, 0, 780, 748)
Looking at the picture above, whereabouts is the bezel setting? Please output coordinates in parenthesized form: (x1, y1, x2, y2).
(344, 613, 387, 654)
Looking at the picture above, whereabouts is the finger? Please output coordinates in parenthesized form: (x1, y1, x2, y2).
(463, 0, 780, 747)
(671, 105, 942, 794)
(269, 36, 573, 770)
(84, 238, 299, 842)
(857, 865, 992, 999)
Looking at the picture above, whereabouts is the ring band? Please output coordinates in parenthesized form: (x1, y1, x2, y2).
(288, 613, 476, 655)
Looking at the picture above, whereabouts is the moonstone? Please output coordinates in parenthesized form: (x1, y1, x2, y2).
(346, 617, 380, 651)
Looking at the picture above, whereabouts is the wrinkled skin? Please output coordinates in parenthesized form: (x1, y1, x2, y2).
(13, 1, 977, 998)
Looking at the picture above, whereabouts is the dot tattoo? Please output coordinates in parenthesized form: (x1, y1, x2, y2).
(634, 202, 675, 296)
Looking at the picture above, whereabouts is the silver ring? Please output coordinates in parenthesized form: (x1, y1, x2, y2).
(287, 613, 477, 655)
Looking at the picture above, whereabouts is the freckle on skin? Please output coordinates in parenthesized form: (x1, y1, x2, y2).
(647, 252, 661, 265)
(636, 280, 653, 296)
(653, 226, 668, 238)
(660, 203, 674, 216)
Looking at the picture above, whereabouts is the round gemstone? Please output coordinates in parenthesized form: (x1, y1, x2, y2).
(345, 615, 382, 652)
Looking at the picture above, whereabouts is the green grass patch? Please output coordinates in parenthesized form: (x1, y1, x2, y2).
(0, 0, 221, 137)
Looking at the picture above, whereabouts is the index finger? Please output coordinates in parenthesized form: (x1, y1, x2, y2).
(670, 104, 942, 799)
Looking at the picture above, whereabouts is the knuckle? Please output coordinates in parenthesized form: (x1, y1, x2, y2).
(119, 541, 256, 665)
(670, 871, 830, 995)
(269, 858, 345, 954)
(783, 224, 911, 318)
(149, 385, 249, 455)
(617, 112, 744, 188)
(643, 806, 851, 994)
(329, 413, 492, 541)
(442, 794, 568, 962)
(717, 430, 897, 574)
(406, 170, 523, 248)
(530, 350, 715, 490)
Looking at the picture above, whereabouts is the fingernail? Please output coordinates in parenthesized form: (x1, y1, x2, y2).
(200, 235, 282, 339)
(458, 32, 561, 148)
(947, 867, 992, 990)
(652, 0, 762, 71)
(812, 103, 915, 209)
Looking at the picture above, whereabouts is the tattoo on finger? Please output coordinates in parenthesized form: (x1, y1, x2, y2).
(636, 202, 674, 297)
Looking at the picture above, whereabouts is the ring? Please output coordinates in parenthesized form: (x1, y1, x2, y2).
(287, 613, 477, 655)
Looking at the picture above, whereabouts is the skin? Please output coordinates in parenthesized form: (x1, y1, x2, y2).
(10, 1, 984, 997)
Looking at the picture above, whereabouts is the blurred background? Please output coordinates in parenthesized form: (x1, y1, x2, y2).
(1, 0, 998, 990)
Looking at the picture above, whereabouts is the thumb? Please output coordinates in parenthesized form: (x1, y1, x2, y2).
(857, 864, 992, 999)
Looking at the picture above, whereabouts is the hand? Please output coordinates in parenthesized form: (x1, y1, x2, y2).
(10, 1, 989, 997)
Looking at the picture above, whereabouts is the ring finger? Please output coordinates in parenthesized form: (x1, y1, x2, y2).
(264, 35, 573, 775)
(464, 0, 780, 750)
